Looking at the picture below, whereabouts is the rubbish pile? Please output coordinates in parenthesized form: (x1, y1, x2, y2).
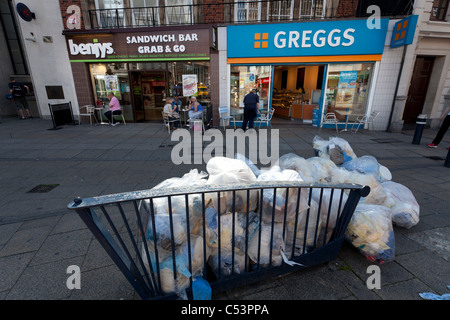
(139, 135, 420, 297)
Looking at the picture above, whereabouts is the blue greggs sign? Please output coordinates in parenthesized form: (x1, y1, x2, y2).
(390, 15, 418, 48)
(227, 19, 389, 58)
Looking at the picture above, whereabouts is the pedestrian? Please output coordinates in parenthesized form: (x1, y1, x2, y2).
(241, 88, 259, 131)
(8, 78, 32, 120)
(427, 104, 450, 149)
(105, 92, 122, 126)
(188, 96, 203, 120)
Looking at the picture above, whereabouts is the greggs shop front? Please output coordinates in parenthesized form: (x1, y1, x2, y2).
(64, 25, 215, 122)
(226, 19, 389, 128)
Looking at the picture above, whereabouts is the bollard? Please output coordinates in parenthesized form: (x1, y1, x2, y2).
(445, 148, 450, 168)
(412, 114, 427, 145)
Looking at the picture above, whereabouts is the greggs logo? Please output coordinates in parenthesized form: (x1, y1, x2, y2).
(68, 39, 114, 58)
(253, 28, 355, 49)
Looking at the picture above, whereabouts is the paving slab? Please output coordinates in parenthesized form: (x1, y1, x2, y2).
(0, 117, 449, 301)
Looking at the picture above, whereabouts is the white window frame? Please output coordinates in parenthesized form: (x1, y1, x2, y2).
(299, 0, 326, 19)
(234, 0, 262, 22)
(130, 0, 160, 26)
(165, 0, 194, 25)
(94, 0, 126, 28)
(267, 0, 294, 21)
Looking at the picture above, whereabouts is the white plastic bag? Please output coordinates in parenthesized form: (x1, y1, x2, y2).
(276, 153, 315, 182)
(382, 181, 420, 229)
(248, 222, 285, 268)
(285, 199, 322, 255)
(312, 136, 356, 164)
(345, 204, 395, 263)
(306, 157, 338, 183)
(203, 207, 260, 255)
(257, 166, 310, 223)
(311, 188, 349, 244)
(143, 235, 209, 295)
(142, 169, 208, 250)
(205, 157, 259, 214)
(330, 167, 387, 205)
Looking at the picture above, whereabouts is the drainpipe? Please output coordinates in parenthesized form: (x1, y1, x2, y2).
(387, 45, 407, 132)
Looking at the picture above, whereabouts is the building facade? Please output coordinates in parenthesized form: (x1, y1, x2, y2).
(1, 0, 449, 131)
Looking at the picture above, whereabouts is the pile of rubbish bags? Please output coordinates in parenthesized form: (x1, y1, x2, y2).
(139, 135, 420, 297)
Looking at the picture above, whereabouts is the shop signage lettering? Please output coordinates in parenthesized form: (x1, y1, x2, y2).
(126, 33, 198, 44)
(274, 29, 355, 49)
(66, 28, 211, 61)
(68, 39, 114, 58)
(227, 19, 389, 58)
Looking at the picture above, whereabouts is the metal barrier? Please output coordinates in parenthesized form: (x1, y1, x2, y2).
(68, 181, 370, 300)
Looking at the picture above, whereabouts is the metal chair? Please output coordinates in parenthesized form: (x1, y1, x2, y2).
(320, 112, 339, 134)
(219, 106, 235, 130)
(112, 110, 127, 125)
(255, 108, 275, 128)
(188, 109, 205, 132)
(162, 112, 180, 133)
(352, 111, 380, 133)
(78, 105, 96, 125)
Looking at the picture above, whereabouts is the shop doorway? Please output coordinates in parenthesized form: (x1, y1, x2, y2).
(272, 64, 325, 122)
(403, 56, 435, 124)
(130, 71, 166, 122)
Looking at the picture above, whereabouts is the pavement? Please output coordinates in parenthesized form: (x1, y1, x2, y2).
(0, 116, 449, 301)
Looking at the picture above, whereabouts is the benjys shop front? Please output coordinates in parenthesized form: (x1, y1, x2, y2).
(64, 25, 214, 122)
(227, 19, 389, 128)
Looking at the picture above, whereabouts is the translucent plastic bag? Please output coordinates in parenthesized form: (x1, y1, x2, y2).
(257, 166, 310, 223)
(345, 204, 395, 264)
(311, 188, 349, 244)
(330, 167, 387, 205)
(203, 207, 260, 255)
(248, 222, 285, 268)
(205, 157, 259, 214)
(312, 136, 356, 163)
(143, 235, 209, 295)
(141, 169, 208, 250)
(306, 157, 338, 183)
(208, 248, 247, 277)
(382, 181, 420, 229)
(341, 155, 381, 180)
(276, 153, 315, 182)
(285, 199, 322, 255)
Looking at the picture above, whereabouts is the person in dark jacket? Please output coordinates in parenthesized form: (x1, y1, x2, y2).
(8, 78, 31, 120)
(241, 89, 259, 130)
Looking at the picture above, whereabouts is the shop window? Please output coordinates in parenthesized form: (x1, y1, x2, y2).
(131, 0, 160, 26)
(90, 63, 133, 121)
(430, 0, 449, 21)
(267, 0, 294, 21)
(325, 63, 374, 123)
(299, 0, 325, 18)
(168, 61, 211, 106)
(235, 0, 261, 22)
(165, 0, 193, 25)
(95, 0, 126, 27)
(230, 65, 272, 120)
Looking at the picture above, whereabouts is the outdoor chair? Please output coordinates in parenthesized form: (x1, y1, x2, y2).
(78, 105, 96, 125)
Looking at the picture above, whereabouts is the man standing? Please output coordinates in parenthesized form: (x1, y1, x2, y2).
(242, 88, 259, 130)
(105, 92, 122, 126)
(8, 78, 32, 120)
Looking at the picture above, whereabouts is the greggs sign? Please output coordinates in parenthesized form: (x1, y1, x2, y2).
(227, 19, 389, 58)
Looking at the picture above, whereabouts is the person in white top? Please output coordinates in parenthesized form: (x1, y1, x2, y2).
(427, 105, 450, 149)
(163, 97, 180, 129)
